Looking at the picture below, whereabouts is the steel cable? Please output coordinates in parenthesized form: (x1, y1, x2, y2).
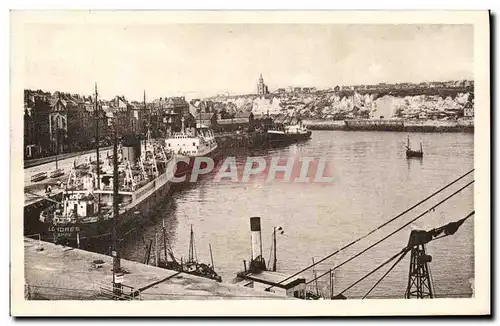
(306, 180, 473, 285)
(265, 169, 474, 291)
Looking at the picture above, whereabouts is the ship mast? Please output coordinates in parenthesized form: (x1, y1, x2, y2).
(112, 119, 122, 295)
(209, 243, 215, 269)
(198, 105, 202, 129)
(188, 224, 195, 263)
(273, 227, 277, 271)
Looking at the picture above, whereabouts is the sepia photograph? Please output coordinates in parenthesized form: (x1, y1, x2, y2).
(10, 10, 490, 316)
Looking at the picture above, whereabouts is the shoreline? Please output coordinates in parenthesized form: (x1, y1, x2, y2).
(303, 120, 474, 133)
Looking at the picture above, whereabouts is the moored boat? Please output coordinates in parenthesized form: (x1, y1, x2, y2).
(154, 224, 222, 282)
(267, 122, 312, 145)
(406, 135, 423, 158)
(39, 133, 175, 244)
(165, 117, 220, 178)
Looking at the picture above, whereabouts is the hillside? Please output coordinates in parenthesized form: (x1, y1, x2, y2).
(207, 90, 474, 121)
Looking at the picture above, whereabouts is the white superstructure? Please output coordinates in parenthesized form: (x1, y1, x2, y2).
(165, 118, 218, 157)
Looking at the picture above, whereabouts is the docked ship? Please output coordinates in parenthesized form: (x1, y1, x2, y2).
(267, 122, 312, 146)
(165, 117, 220, 178)
(39, 132, 175, 244)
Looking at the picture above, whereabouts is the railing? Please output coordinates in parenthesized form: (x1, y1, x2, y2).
(94, 281, 141, 300)
(24, 233, 43, 249)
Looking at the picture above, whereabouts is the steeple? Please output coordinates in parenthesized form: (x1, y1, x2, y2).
(257, 73, 268, 95)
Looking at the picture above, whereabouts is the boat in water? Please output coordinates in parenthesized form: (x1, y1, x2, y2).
(406, 135, 423, 158)
(267, 122, 312, 146)
(39, 132, 175, 244)
(153, 224, 222, 282)
(165, 117, 220, 178)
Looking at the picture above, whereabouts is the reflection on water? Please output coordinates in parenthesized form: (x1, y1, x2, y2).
(121, 131, 474, 299)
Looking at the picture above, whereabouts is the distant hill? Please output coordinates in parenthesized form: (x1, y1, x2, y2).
(204, 88, 474, 121)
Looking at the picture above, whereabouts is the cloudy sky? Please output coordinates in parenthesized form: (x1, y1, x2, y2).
(19, 22, 473, 101)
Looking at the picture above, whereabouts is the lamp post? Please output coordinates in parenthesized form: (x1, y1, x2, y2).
(272, 226, 284, 272)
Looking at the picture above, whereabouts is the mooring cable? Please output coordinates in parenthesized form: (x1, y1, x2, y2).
(362, 250, 409, 299)
(337, 249, 407, 297)
(349, 211, 474, 299)
(264, 169, 474, 291)
(305, 180, 473, 286)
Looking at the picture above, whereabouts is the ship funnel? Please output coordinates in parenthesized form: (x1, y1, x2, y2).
(250, 217, 263, 261)
(121, 134, 141, 164)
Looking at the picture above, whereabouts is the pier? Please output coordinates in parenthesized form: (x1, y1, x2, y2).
(303, 119, 474, 133)
(24, 238, 290, 300)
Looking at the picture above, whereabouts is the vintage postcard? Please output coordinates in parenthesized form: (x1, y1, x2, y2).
(10, 10, 490, 316)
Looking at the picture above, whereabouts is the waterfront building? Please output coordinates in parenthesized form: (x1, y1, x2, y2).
(195, 112, 218, 127)
(48, 93, 102, 154)
(463, 102, 474, 118)
(110, 95, 142, 136)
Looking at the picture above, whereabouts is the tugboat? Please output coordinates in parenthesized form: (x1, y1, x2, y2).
(406, 135, 423, 158)
(266, 114, 312, 146)
(233, 217, 310, 299)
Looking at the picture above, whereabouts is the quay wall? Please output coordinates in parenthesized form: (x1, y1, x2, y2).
(303, 119, 474, 133)
(23, 238, 288, 301)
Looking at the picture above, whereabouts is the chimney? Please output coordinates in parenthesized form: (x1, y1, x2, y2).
(250, 217, 263, 261)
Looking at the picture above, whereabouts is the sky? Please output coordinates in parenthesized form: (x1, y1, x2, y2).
(19, 23, 473, 101)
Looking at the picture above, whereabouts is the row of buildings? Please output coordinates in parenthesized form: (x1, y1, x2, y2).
(255, 74, 474, 95)
(24, 89, 260, 159)
(23, 89, 195, 159)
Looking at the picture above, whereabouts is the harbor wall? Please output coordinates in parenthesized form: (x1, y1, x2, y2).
(303, 119, 474, 133)
(24, 238, 288, 301)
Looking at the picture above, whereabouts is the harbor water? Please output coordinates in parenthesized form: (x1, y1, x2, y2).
(120, 130, 474, 299)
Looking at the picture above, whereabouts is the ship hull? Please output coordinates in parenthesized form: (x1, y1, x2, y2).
(174, 146, 222, 178)
(267, 131, 312, 146)
(40, 170, 173, 245)
(406, 150, 423, 158)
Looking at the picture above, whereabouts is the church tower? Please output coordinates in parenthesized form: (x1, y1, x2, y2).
(257, 74, 269, 95)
